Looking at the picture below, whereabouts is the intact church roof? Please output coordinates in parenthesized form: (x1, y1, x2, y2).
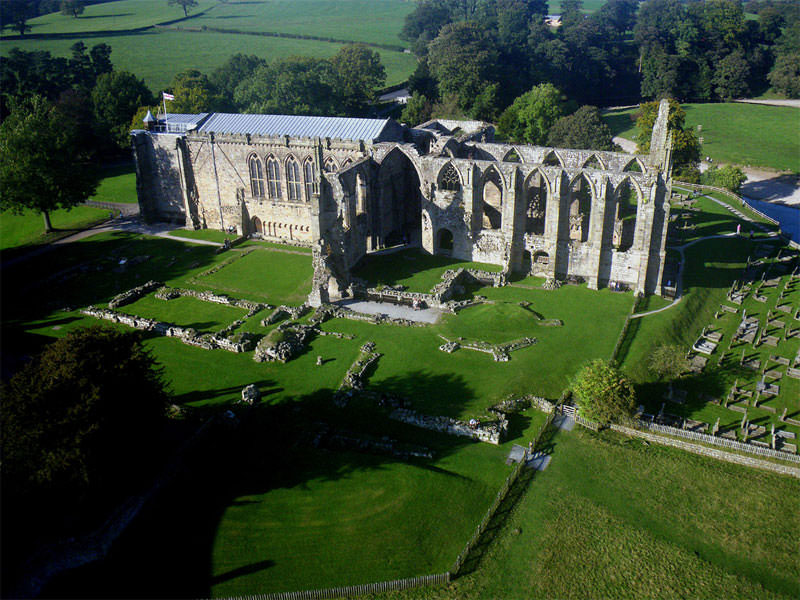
(195, 113, 397, 142)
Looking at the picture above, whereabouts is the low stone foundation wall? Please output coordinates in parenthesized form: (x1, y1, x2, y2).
(610, 424, 800, 479)
(390, 408, 506, 445)
(81, 306, 256, 352)
(108, 280, 162, 309)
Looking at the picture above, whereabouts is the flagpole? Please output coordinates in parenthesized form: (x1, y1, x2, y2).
(163, 93, 168, 130)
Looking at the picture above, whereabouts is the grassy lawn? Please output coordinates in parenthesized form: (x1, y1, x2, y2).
(196, 248, 313, 305)
(89, 163, 138, 204)
(0, 30, 417, 91)
(168, 228, 229, 243)
(121, 294, 249, 332)
(0, 0, 218, 36)
(352, 249, 502, 293)
(0, 205, 109, 251)
(395, 427, 799, 599)
(3, 221, 796, 598)
(602, 103, 800, 173)
(189, 0, 414, 47)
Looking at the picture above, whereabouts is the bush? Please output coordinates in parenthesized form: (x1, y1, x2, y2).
(571, 359, 636, 424)
(701, 164, 747, 194)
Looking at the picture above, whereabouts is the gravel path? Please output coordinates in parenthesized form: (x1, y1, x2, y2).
(335, 299, 442, 324)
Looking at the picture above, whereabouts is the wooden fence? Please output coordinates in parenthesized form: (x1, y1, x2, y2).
(569, 413, 799, 463)
(451, 407, 558, 576)
(627, 419, 800, 463)
(219, 573, 451, 600)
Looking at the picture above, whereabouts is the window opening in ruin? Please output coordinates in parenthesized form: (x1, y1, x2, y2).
(356, 173, 367, 215)
(503, 149, 521, 163)
(438, 228, 454, 252)
(614, 179, 638, 251)
(248, 155, 265, 197)
(287, 156, 302, 201)
(623, 159, 644, 172)
(266, 155, 281, 199)
(342, 158, 353, 169)
(438, 163, 461, 192)
(525, 170, 546, 235)
(543, 151, 561, 167)
(324, 157, 338, 173)
(533, 251, 550, 266)
(304, 158, 318, 200)
(568, 174, 592, 243)
(482, 168, 503, 230)
(582, 154, 603, 170)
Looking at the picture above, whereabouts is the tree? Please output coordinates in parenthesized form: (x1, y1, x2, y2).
(647, 344, 689, 381)
(768, 51, 800, 97)
(168, 69, 222, 113)
(0, 95, 99, 232)
(330, 44, 386, 116)
(571, 359, 637, 424)
(0, 0, 33, 35)
(167, 0, 198, 18)
(702, 164, 747, 194)
(401, 92, 432, 126)
(1, 326, 169, 503)
(92, 70, 155, 149)
(60, 0, 85, 17)
(546, 105, 615, 150)
(235, 57, 338, 116)
(712, 49, 750, 99)
(210, 53, 265, 110)
(400, 0, 452, 52)
(427, 21, 499, 114)
(497, 83, 568, 145)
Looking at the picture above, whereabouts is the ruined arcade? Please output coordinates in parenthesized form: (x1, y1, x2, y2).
(132, 100, 674, 304)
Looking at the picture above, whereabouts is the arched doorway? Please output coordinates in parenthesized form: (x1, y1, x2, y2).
(481, 167, 503, 230)
(437, 228, 454, 255)
(251, 216, 263, 235)
(375, 148, 423, 248)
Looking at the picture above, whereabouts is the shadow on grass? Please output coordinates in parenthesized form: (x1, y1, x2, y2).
(38, 373, 483, 598)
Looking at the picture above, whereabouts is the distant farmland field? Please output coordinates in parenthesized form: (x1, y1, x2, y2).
(0, 0, 417, 91)
(603, 103, 800, 173)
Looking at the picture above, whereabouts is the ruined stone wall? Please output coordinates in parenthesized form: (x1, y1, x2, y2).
(131, 132, 187, 224)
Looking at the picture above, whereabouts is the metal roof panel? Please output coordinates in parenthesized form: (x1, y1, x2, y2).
(195, 113, 393, 142)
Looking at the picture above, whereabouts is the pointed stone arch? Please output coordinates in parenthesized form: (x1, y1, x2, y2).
(481, 165, 504, 230)
(502, 148, 522, 163)
(437, 162, 462, 192)
(524, 168, 549, 235)
(613, 176, 641, 251)
(567, 172, 593, 243)
(323, 156, 339, 173)
(247, 153, 265, 197)
(542, 150, 562, 167)
(623, 158, 645, 173)
(582, 154, 605, 170)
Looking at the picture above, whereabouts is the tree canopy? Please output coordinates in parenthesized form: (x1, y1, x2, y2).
(546, 105, 615, 150)
(497, 83, 568, 145)
(92, 70, 155, 149)
(0, 95, 99, 232)
(167, 0, 198, 18)
(635, 99, 700, 181)
(1, 326, 169, 501)
(571, 359, 637, 424)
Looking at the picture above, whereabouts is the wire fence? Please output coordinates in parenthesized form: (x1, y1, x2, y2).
(217, 573, 452, 600)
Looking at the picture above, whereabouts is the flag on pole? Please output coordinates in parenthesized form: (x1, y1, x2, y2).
(162, 92, 175, 101)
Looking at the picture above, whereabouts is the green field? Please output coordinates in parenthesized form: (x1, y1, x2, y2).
(3, 190, 798, 598)
(89, 163, 138, 204)
(0, 205, 109, 251)
(388, 427, 799, 599)
(353, 249, 502, 293)
(189, 0, 414, 47)
(0, 0, 218, 36)
(0, 30, 416, 91)
(603, 103, 800, 173)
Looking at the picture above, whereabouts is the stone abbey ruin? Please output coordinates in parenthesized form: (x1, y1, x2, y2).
(132, 100, 674, 304)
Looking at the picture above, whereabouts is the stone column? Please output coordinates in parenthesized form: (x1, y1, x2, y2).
(583, 176, 608, 290)
(504, 169, 526, 273)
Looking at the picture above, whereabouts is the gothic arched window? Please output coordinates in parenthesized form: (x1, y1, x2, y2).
(324, 157, 338, 173)
(438, 163, 461, 191)
(287, 157, 302, 201)
(266, 155, 281, 199)
(304, 157, 317, 201)
(248, 155, 265, 197)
